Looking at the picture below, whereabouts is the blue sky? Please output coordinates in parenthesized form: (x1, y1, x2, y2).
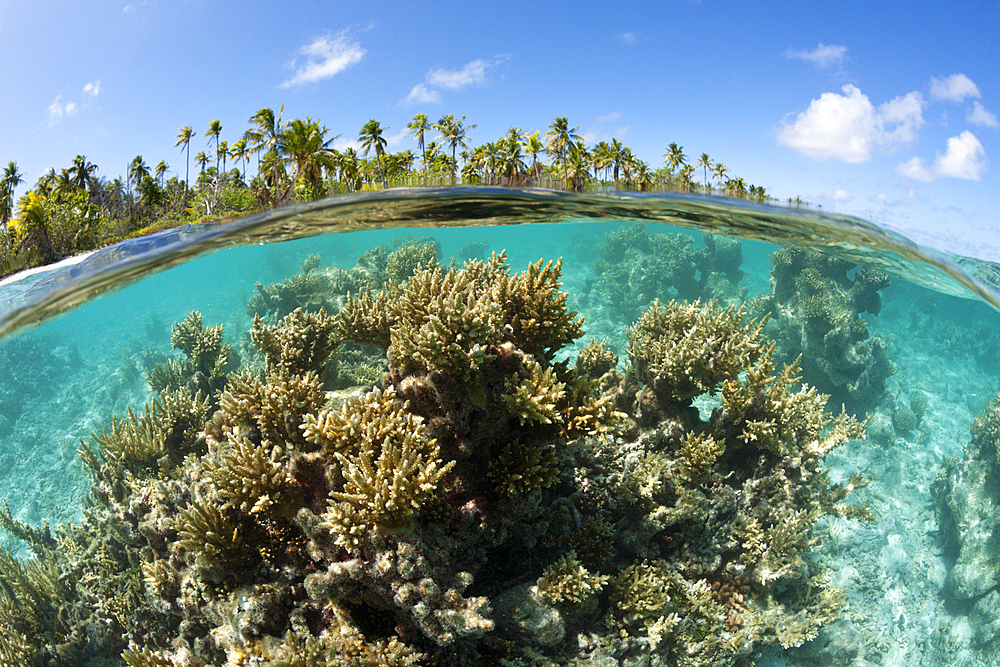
(2, 0, 998, 259)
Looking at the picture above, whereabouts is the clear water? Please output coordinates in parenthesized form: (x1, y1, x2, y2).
(1, 188, 999, 666)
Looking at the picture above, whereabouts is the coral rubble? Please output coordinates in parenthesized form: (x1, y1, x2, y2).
(0, 249, 872, 667)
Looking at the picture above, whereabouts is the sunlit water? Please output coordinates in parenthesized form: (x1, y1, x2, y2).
(1, 188, 999, 666)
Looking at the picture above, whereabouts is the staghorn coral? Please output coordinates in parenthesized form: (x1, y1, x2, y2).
(536, 551, 609, 605)
(627, 298, 768, 402)
(81, 386, 210, 474)
(251, 307, 339, 377)
(322, 401, 455, 548)
(575, 338, 618, 378)
(489, 442, 560, 495)
(122, 646, 177, 666)
(205, 432, 302, 517)
(592, 226, 748, 319)
(147, 311, 237, 399)
(503, 358, 566, 426)
(385, 239, 440, 283)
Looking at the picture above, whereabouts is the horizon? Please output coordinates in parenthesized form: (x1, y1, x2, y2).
(1, 0, 997, 260)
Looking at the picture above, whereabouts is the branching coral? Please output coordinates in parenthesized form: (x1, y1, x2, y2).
(0, 247, 877, 667)
(205, 433, 301, 517)
(627, 298, 769, 401)
(593, 226, 747, 318)
(147, 311, 236, 397)
(385, 239, 440, 283)
(536, 551, 609, 604)
(251, 307, 339, 377)
(489, 442, 559, 495)
(575, 338, 618, 378)
(82, 386, 210, 473)
(315, 389, 455, 549)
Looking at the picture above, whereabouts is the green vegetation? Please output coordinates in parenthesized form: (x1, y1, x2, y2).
(1, 111, 793, 278)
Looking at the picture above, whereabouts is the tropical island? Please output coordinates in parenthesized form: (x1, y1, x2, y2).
(0, 110, 797, 278)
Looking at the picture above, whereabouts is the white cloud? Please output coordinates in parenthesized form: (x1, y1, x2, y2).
(427, 60, 489, 89)
(332, 136, 360, 152)
(82, 81, 100, 99)
(596, 111, 621, 123)
(281, 32, 365, 88)
(896, 130, 988, 182)
(385, 129, 409, 148)
(935, 131, 988, 179)
(426, 55, 509, 90)
(930, 73, 980, 102)
(967, 101, 999, 129)
(896, 156, 934, 182)
(821, 188, 852, 202)
(784, 43, 848, 68)
(46, 95, 78, 124)
(401, 55, 509, 106)
(618, 31, 638, 44)
(776, 84, 925, 163)
(403, 83, 441, 106)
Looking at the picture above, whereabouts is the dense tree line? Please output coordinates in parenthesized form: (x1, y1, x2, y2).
(0, 110, 797, 277)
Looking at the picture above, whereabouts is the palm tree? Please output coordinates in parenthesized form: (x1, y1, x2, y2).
(152, 161, 167, 187)
(609, 139, 627, 189)
(1, 161, 25, 227)
(231, 138, 253, 183)
(405, 113, 432, 173)
(679, 164, 695, 192)
(246, 107, 288, 206)
(544, 117, 582, 185)
(633, 160, 655, 191)
(499, 131, 527, 185)
(663, 143, 687, 183)
(434, 115, 477, 181)
(696, 153, 712, 191)
(194, 151, 208, 174)
(727, 177, 747, 199)
(712, 162, 729, 186)
(175, 125, 195, 210)
(68, 155, 97, 193)
(522, 132, 545, 183)
(358, 119, 388, 188)
(592, 141, 612, 184)
(9, 192, 55, 261)
(205, 120, 223, 171)
(566, 140, 591, 191)
(283, 117, 338, 201)
(338, 148, 361, 191)
(129, 156, 150, 190)
(217, 141, 228, 174)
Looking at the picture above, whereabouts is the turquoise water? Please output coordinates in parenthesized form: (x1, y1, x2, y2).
(1, 189, 999, 666)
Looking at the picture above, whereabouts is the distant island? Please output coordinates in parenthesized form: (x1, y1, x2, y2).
(0, 110, 805, 278)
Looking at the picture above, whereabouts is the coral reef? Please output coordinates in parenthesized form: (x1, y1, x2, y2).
(0, 252, 872, 667)
(146, 310, 239, 401)
(591, 224, 747, 319)
(934, 391, 1000, 642)
(750, 247, 896, 414)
